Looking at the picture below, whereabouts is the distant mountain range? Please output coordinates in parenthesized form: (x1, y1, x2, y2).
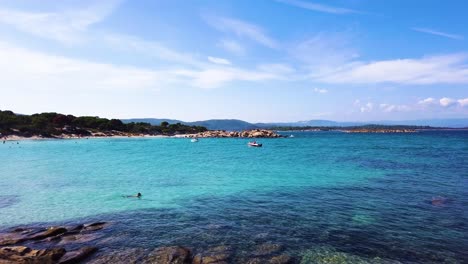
(122, 118, 468, 130)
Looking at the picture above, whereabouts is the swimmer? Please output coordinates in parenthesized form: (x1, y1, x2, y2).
(124, 192, 142, 198)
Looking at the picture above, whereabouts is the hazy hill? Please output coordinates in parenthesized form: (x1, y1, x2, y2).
(123, 118, 258, 131)
(123, 118, 468, 130)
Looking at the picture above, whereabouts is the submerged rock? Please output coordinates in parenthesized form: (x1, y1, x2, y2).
(58, 246, 97, 264)
(269, 254, 292, 264)
(83, 222, 108, 232)
(431, 196, 449, 206)
(299, 247, 398, 264)
(87, 248, 149, 264)
(192, 245, 232, 264)
(252, 243, 283, 256)
(143, 246, 192, 264)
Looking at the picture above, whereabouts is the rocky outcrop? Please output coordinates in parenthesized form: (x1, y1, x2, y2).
(0, 222, 106, 263)
(0, 246, 66, 263)
(186, 129, 283, 138)
(58, 246, 98, 264)
(143, 246, 192, 264)
(30, 227, 68, 240)
(1, 222, 296, 264)
(192, 245, 232, 264)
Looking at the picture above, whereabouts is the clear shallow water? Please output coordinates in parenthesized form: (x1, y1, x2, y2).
(0, 131, 467, 263)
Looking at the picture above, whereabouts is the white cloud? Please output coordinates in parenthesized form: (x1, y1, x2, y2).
(204, 15, 278, 49)
(418, 97, 436, 105)
(318, 53, 468, 85)
(412, 27, 463, 40)
(439, 97, 457, 107)
(0, 0, 122, 43)
(275, 0, 358, 14)
(379, 104, 410, 112)
(218, 39, 246, 56)
(208, 56, 231, 65)
(313, 88, 328, 94)
(360, 102, 373, 113)
(458, 98, 468, 107)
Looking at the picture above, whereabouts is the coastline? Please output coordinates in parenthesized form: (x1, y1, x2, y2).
(2, 134, 170, 141)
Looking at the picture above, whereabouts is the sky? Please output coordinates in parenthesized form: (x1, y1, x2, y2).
(0, 0, 467, 122)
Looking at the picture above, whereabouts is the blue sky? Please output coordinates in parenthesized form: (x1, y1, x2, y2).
(0, 0, 467, 122)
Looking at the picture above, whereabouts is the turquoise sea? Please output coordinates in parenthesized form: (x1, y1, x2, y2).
(0, 131, 467, 263)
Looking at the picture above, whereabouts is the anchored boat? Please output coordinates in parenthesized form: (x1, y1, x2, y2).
(248, 142, 262, 147)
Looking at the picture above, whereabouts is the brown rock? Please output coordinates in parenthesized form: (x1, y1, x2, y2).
(83, 222, 107, 232)
(143, 246, 192, 264)
(0, 246, 65, 264)
(59, 246, 97, 264)
(30, 227, 67, 240)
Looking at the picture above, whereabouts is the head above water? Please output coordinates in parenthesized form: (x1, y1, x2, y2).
(137, 192, 142, 197)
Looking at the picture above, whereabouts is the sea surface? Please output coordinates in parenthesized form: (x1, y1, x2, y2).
(0, 131, 467, 263)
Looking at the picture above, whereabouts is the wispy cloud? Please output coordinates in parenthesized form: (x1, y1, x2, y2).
(313, 88, 328, 94)
(103, 34, 206, 68)
(290, 32, 359, 75)
(218, 39, 246, 56)
(204, 15, 278, 49)
(0, 0, 122, 43)
(174, 68, 281, 89)
(275, 0, 358, 14)
(0, 39, 286, 91)
(0, 41, 167, 93)
(208, 56, 231, 65)
(318, 53, 468, 85)
(412, 27, 464, 40)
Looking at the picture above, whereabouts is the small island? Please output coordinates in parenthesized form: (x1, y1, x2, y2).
(183, 129, 283, 138)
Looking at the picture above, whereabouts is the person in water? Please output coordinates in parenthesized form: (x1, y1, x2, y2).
(125, 192, 142, 198)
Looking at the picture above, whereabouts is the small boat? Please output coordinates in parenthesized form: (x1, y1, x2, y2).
(248, 142, 262, 147)
(289, 135, 295, 138)
(191, 138, 199, 143)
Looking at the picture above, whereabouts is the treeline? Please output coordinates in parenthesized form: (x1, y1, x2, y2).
(0, 110, 207, 137)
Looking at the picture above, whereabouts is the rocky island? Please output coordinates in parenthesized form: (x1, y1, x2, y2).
(183, 129, 283, 138)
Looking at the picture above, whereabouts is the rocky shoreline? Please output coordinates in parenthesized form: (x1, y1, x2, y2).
(183, 129, 283, 138)
(0, 222, 294, 264)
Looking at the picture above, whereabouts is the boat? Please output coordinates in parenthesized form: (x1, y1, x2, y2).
(248, 142, 262, 147)
(191, 138, 199, 143)
(289, 134, 294, 138)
